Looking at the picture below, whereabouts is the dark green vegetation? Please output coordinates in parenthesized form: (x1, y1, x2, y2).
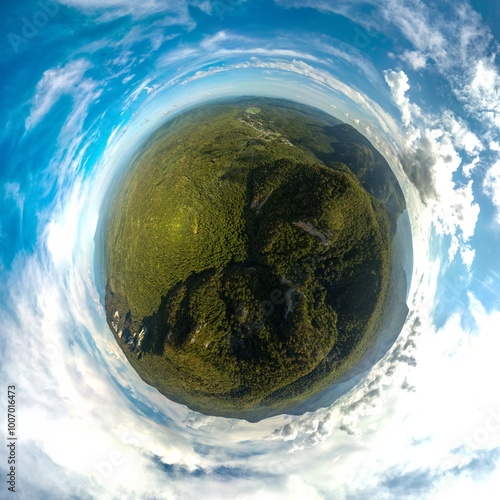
(105, 97, 406, 419)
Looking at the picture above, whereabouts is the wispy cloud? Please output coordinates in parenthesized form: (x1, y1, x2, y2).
(25, 59, 93, 131)
(276, 0, 500, 139)
(57, 0, 212, 24)
(484, 160, 500, 223)
(23, 58, 104, 207)
(4, 182, 25, 216)
(464, 60, 500, 133)
(384, 69, 480, 265)
(180, 57, 403, 143)
(264, 290, 500, 497)
(400, 50, 428, 70)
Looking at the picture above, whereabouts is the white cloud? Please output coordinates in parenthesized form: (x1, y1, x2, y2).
(384, 69, 480, 264)
(381, 3, 500, 136)
(276, 0, 500, 138)
(25, 59, 92, 131)
(484, 160, 500, 224)
(384, 69, 413, 127)
(57, 0, 210, 23)
(445, 113, 483, 154)
(179, 57, 404, 148)
(402, 50, 427, 70)
(464, 59, 500, 132)
(460, 245, 475, 271)
(217, 47, 322, 62)
(23, 59, 104, 203)
(264, 288, 500, 497)
(4, 182, 25, 216)
(199, 30, 231, 49)
(305, 35, 382, 85)
(490, 141, 500, 152)
(1, 231, 220, 497)
(185, 31, 324, 64)
(123, 77, 153, 107)
(56, 0, 243, 26)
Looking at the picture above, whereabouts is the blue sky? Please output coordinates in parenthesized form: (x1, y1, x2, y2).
(1, 0, 500, 498)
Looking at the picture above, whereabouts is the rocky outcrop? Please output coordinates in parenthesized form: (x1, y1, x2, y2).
(292, 221, 331, 245)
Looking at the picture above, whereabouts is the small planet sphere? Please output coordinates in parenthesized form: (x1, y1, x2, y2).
(105, 97, 406, 420)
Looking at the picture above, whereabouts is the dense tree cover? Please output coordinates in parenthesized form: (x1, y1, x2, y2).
(105, 98, 404, 418)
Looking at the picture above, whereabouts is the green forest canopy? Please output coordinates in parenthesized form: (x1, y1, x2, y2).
(105, 97, 405, 418)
